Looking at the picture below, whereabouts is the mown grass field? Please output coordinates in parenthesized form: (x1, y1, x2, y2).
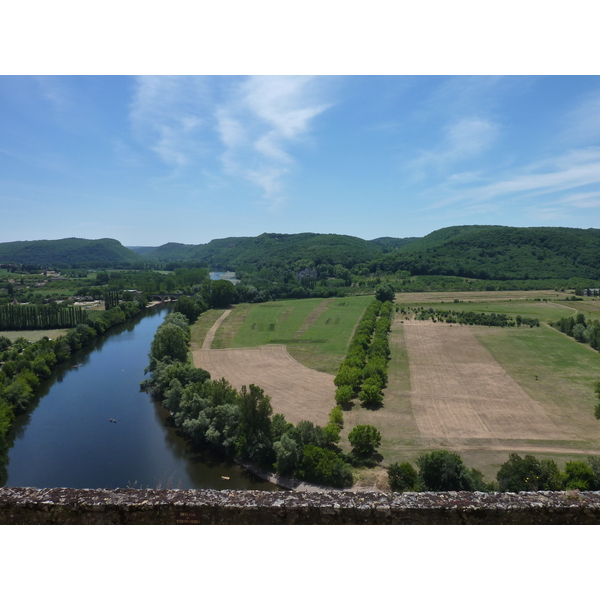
(1, 329, 69, 342)
(201, 296, 373, 374)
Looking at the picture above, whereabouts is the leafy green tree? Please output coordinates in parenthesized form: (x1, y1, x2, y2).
(388, 461, 418, 492)
(334, 366, 362, 390)
(150, 323, 189, 363)
(328, 405, 344, 428)
(236, 384, 274, 465)
(417, 450, 475, 492)
(497, 453, 562, 492)
(335, 385, 354, 404)
(375, 284, 395, 302)
(174, 296, 202, 323)
(299, 444, 353, 488)
(359, 383, 383, 408)
(273, 434, 299, 476)
(211, 280, 238, 308)
(563, 460, 596, 490)
(322, 422, 341, 445)
(348, 424, 382, 457)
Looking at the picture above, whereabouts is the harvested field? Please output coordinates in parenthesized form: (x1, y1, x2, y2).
(403, 320, 569, 444)
(193, 345, 335, 426)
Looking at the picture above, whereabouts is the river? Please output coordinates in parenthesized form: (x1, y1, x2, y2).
(2, 305, 277, 491)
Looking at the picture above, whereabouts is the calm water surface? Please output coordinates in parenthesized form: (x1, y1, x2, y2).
(3, 305, 276, 490)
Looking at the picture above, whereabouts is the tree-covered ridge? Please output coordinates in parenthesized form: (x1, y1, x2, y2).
(0, 238, 140, 267)
(384, 226, 600, 280)
(143, 232, 386, 270)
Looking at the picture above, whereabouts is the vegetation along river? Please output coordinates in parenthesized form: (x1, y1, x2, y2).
(2, 304, 277, 490)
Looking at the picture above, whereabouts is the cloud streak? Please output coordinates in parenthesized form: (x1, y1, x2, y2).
(129, 76, 210, 167)
(215, 75, 331, 207)
(428, 147, 600, 217)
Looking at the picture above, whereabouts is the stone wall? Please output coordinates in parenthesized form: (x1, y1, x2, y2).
(2, 487, 600, 524)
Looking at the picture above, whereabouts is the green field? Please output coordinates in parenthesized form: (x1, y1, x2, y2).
(1, 329, 69, 342)
(194, 296, 374, 374)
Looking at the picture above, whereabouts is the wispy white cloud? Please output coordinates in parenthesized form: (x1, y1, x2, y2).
(129, 76, 209, 167)
(215, 75, 332, 207)
(408, 117, 499, 177)
(563, 91, 600, 145)
(429, 146, 600, 212)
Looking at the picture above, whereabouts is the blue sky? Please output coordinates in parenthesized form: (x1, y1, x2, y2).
(2, 75, 600, 246)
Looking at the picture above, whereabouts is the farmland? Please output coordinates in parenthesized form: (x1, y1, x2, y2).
(190, 291, 600, 483)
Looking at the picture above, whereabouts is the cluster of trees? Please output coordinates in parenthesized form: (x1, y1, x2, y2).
(334, 298, 393, 408)
(410, 307, 539, 328)
(143, 311, 392, 488)
(387, 450, 600, 492)
(388, 451, 487, 492)
(552, 313, 600, 350)
(0, 304, 88, 331)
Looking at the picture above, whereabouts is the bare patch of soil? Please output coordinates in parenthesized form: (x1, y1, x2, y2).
(193, 345, 335, 426)
(403, 321, 569, 445)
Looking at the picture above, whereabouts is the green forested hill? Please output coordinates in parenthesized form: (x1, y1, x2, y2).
(143, 233, 386, 269)
(3, 226, 600, 280)
(379, 226, 600, 279)
(0, 238, 141, 266)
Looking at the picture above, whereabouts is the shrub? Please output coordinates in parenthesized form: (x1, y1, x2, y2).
(388, 461, 418, 492)
(417, 450, 475, 492)
(300, 445, 353, 488)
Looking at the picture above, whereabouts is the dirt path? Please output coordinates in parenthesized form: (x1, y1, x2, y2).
(202, 309, 231, 349)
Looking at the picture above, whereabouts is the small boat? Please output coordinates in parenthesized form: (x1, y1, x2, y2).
(221, 476, 230, 480)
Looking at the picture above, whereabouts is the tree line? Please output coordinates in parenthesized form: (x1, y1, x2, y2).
(334, 289, 394, 408)
(552, 313, 600, 351)
(387, 449, 600, 493)
(406, 306, 540, 328)
(0, 304, 88, 331)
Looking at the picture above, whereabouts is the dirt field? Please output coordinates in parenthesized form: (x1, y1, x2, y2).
(403, 320, 570, 444)
(193, 345, 335, 426)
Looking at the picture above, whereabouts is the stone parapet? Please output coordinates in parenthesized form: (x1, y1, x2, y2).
(2, 487, 600, 524)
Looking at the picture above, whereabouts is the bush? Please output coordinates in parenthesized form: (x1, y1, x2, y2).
(300, 445, 353, 488)
(388, 461, 418, 492)
(417, 450, 475, 492)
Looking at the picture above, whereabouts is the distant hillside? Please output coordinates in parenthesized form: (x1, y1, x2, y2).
(127, 246, 157, 256)
(4, 226, 600, 280)
(369, 236, 421, 251)
(381, 226, 600, 279)
(0, 238, 141, 266)
(143, 233, 387, 269)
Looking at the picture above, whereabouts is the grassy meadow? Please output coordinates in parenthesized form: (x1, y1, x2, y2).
(193, 296, 373, 374)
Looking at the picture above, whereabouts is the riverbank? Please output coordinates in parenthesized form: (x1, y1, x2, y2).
(234, 458, 332, 492)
